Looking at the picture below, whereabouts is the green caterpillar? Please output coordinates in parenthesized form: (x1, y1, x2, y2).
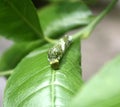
(48, 35, 72, 70)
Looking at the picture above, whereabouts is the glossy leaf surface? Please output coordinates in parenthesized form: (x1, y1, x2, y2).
(71, 55, 120, 107)
(4, 41, 83, 107)
(38, 2, 93, 38)
(0, 0, 43, 41)
(0, 40, 43, 71)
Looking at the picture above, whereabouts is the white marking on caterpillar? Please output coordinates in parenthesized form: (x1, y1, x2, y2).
(48, 35, 72, 70)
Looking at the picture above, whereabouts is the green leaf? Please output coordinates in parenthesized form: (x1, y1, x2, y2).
(0, 0, 43, 41)
(0, 40, 43, 71)
(4, 41, 83, 107)
(71, 55, 120, 107)
(38, 2, 94, 38)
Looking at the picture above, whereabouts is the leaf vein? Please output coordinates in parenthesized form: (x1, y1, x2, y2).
(6, 0, 42, 37)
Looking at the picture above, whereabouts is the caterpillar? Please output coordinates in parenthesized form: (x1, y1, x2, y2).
(48, 35, 72, 70)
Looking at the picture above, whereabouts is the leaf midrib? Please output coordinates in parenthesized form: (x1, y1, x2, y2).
(51, 70, 56, 107)
(6, 0, 42, 37)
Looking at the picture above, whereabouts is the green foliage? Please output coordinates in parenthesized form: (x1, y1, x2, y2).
(84, 0, 98, 5)
(0, 0, 93, 75)
(0, 40, 43, 71)
(71, 55, 120, 107)
(4, 41, 83, 107)
(38, 2, 93, 38)
(0, 0, 43, 41)
(0, 0, 118, 107)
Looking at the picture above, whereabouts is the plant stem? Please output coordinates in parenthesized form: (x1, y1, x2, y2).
(73, 0, 118, 41)
(44, 36, 57, 44)
(0, 70, 13, 76)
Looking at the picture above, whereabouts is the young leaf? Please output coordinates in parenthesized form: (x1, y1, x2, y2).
(71, 55, 120, 107)
(38, 2, 94, 38)
(0, 40, 43, 72)
(0, 0, 43, 41)
(4, 41, 83, 107)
